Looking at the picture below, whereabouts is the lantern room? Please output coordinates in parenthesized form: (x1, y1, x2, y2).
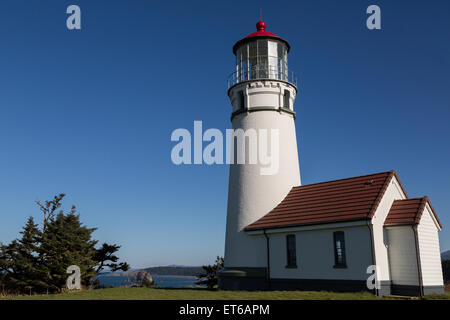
(228, 21, 297, 88)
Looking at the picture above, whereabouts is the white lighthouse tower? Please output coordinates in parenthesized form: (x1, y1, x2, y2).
(219, 20, 301, 290)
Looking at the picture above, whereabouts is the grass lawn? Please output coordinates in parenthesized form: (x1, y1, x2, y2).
(422, 292, 450, 300)
(1, 287, 383, 300)
(3, 287, 450, 300)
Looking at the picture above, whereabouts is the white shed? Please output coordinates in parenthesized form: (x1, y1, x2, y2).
(385, 196, 444, 295)
(220, 171, 445, 296)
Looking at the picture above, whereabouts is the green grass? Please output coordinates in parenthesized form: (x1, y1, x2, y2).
(422, 292, 450, 300)
(1, 287, 386, 300)
(3, 287, 450, 300)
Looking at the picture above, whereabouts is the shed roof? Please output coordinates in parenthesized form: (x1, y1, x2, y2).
(384, 196, 442, 228)
(245, 170, 406, 231)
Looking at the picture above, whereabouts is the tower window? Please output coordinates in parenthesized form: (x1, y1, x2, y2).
(239, 91, 245, 109)
(333, 231, 347, 268)
(283, 90, 290, 109)
(286, 234, 297, 268)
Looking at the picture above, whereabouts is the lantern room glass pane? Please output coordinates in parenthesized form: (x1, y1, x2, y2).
(257, 40, 268, 78)
(257, 40, 268, 56)
(235, 39, 289, 83)
(249, 42, 257, 58)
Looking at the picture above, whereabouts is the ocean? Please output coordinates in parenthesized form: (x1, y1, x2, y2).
(96, 275, 203, 288)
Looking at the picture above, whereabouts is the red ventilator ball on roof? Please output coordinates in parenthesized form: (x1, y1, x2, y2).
(232, 20, 291, 54)
(245, 20, 279, 38)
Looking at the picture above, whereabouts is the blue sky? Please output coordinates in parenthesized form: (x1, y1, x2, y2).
(0, 0, 449, 268)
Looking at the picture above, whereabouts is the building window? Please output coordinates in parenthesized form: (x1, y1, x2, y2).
(333, 231, 347, 268)
(283, 90, 290, 109)
(239, 91, 245, 109)
(286, 234, 297, 268)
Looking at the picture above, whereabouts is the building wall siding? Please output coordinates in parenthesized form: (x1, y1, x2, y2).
(385, 226, 419, 286)
(417, 205, 444, 286)
(371, 177, 407, 281)
(268, 225, 372, 280)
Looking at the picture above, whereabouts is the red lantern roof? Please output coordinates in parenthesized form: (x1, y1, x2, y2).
(245, 20, 278, 38)
(233, 20, 290, 55)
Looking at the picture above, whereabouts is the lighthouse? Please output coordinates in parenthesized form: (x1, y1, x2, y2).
(216, 20, 444, 296)
(219, 20, 301, 290)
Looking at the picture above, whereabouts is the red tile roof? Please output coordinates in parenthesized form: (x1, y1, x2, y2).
(245, 171, 407, 231)
(384, 196, 442, 228)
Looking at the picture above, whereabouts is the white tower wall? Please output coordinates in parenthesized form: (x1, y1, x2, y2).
(224, 80, 301, 269)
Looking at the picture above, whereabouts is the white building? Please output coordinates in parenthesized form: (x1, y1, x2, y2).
(218, 21, 444, 296)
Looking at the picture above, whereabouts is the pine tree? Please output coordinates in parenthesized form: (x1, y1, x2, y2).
(0, 217, 41, 294)
(196, 256, 224, 289)
(39, 211, 98, 292)
(94, 243, 130, 274)
(0, 194, 129, 294)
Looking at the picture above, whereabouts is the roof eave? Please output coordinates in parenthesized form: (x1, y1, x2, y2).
(384, 222, 416, 228)
(232, 35, 291, 55)
(244, 218, 370, 233)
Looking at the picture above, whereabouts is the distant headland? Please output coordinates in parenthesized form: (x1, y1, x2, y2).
(103, 265, 203, 277)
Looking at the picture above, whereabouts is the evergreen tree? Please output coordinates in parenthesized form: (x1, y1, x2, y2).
(196, 256, 224, 289)
(0, 194, 129, 294)
(39, 211, 98, 292)
(0, 217, 41, 294)
(94, 243, 130, 273)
